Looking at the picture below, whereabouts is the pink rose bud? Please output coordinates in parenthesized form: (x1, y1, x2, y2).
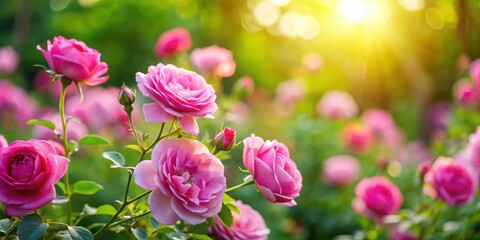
(209, 201, 270, 240)
(242, 134, 302, 206)
(423, 157, 477, 206)
(417, 162, 430, 178)
(134, 138, 226, 225)
(0, 135, 7, 148)
(37, 36, 109, 86)
(453, 79, 477, 106)
(352, 176, 403, 222)
(154, 28, 192, 58)
(341, 123, 374, 154)
(0, 46, 19, 74)
(232, 76, 255, 99)
(118, 84, 136, 107)
(136, 63, 218, 136)
(214, 127, 236, 151)
(323, 155, 360, 187)
(470, 59, 480, 94)
(317, 90, 358, 120)
(0, 139, 69, 216)
(191, 45, 236, 78)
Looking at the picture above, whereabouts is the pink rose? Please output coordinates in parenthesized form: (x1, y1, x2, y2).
(154, 28, 192, 58)
(423, 157, 477, 206)
(453, 79, 477, 106)
(0, 139, 69, 216)
(134, 138, 226, 225)
(242, 135, 302, 206)
(352, 176, 403, 222)
(0, 80, 38, 126)
(341, 123, 374, 154)
(275, 79, 306, 104)
(465, 127, 480, 179)
(0, 135, 7, 148)
(191, 45, 236, 78)
(317, 90, 358, 120)
(214, 127, 236, 151)
(33, 112, 88, 142)
(323, 155, 360, 187)
(37, 36, 109, 86)
(470, 59, 480, 94)
(209, 201, 270, 240)
(0, 46, 19, 74)
(136, 63, 217, 136)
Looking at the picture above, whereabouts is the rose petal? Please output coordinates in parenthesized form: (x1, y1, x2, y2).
(178, 116, 199, 136)
(149, 189, 179, 225)
(143, 103, 175, 123)
(134, 160, 156, 190)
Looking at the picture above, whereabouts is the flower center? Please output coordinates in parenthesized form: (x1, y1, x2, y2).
(10, 153, 36, 180)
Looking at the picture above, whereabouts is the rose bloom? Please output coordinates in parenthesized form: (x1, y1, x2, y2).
(136, 63, 217, 136)
(34, 70, 79, 100)
(362, 109, 404, 148)
(352, 176, 403, 222)
(0, 139, 69, 216)
(243, 135, 302, 206)
(0, 135, 7, 148)
(209, 201, 270, 240)
(37, 36, 108, 86)
(453, 79, 477, 106)
(0, 46, 19, 74)
(154, 28, 192, 58)
(0, 80, 38, 126)
(423, 157, 477, 206)
(323, 155, 360, 187)
(33, 112, 89, 142)
(341, 123, 374, 154)
(317, 90, 358, 120)
(191, 45, 236, 78)
(134, 138, 226, 225)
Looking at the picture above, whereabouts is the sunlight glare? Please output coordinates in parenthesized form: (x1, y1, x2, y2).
(339, 0, 367, 22)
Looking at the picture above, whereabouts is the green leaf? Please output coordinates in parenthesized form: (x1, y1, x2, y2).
(72, 180, 103, 195)
(0, 218, 10, 233)
(51, 195, 69, 205)
(102, 151, 125, 168)
(53, 230, 72, 240)
(158, 226, 176, 234)
(67, 140, 79, 153)
(96, 205, 116, 216)
(17, 214, 49, 240)
(217, 204, 233, 227)
(167, 232, 187, 240)
(226, 202, 240, 215)
(79, 135, 111, 146)
(132, 227, 148, 240)
(222, 193, 235, 204)
(67, 226, 94, 240)
(125, 144, 143, 153)
(190, 234, 213, 240)
(26, 119, 56, 130)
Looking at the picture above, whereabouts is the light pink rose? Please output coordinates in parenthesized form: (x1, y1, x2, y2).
(317, 90, 358, 120)
(134, 138, 226, 225)
(0, 135, 7, 148)
(209, 201, 270, 240)
(0, 46, 19, 74)
(352, 176, 403, 222)
(37, 36, 109, 86)
(214, 127, 236, 151)
(33, 112, 88, 142)
(242, 135, 302, 206)
(191, 45, 236, 78)
(0, 139, 69, 216)
(154, 28, 192, 58)
(423, 157, 477, 206)
(453, 79, 477, 106)
(34, 70, 79, 100)
(275, 79, 306, 104)
(323, 155, 360, 187)
(362, 109, 404, 149)
(470, 59, 480, 94)
(0, 80, 38, 126)
(465, 127, 480, 179)
(136, 63, 217, 136)
(341, 123, 374, 154)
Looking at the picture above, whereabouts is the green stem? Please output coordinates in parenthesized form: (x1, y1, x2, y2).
(59, 79, 73, 225)
(109, 210, 151, 228)
(225, 180, 255, 193)
(3, 218, 20, 239)
(212, 146, 219, 155)
(127, 111, 142, 149)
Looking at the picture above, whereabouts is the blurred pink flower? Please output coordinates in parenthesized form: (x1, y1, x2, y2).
(341, 123, 374, 154)
(154, 28, 192, 58)
(134, 138, 225, 225)
(275, 79, 306, 104)
(323, 155, 360, 187)
(470, 59, 480, 94)
(0, 139, 69, 216)
(389, 226, 417, 240)
(465, 127, 480, 179)
(0, 80, 38, 126)
(243, 135, 302, 206)
(0, 46, 19, 74)
(209, 201, 270, 240)
(453, 79, 477, 106)
(37, 36, 109, 86)
(417, 162, 430, 178)
(34, 70, 79, 100)
(352, 176, 403, 222)
(302, 52, 324, 72)
(0, 135, 7, 148)
(362, 109, 403, 148)
(225, 102, 250, 123)
(32, 112, 88, 142)
(423, 157, 477, 206)
(317, 90, 358, 120)
(136, 63, 217, 136)
(191, 45, 236, 78)
(233, 76, 255, 99)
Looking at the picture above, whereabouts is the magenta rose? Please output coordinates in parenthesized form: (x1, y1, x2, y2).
(323, 155, 360, 187)
(214, 127, 236, 151)
(423, 157, 477, 206)
(0, 139, 69, 216)
(136, 63, 218, 136)
(242, 135, 302, 206)
(154, 28, 192, 58)
(191, 45, 236, 78)
(0, 135, 7, 148)
(352, 176, 403, 222)
(37, 36, 109, 86)
(317, 90, 358, 120)
(0, 46, 19, 74)
(209, 201, 270, 240)
(134, 138, 226, 225)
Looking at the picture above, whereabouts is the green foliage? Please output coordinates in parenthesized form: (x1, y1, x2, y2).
(79, 135, 111, 146)
(17, 214, 49, 240)
(26, 119, 56, 130)
(72, 180, 103, 195)
(101, 151, 126, 168)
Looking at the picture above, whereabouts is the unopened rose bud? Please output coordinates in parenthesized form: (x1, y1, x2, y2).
(214, 127, 236, 152)
(233, 76, 254, 99)
(417, 162, 430, 179)
(118, 84, 136, 107)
